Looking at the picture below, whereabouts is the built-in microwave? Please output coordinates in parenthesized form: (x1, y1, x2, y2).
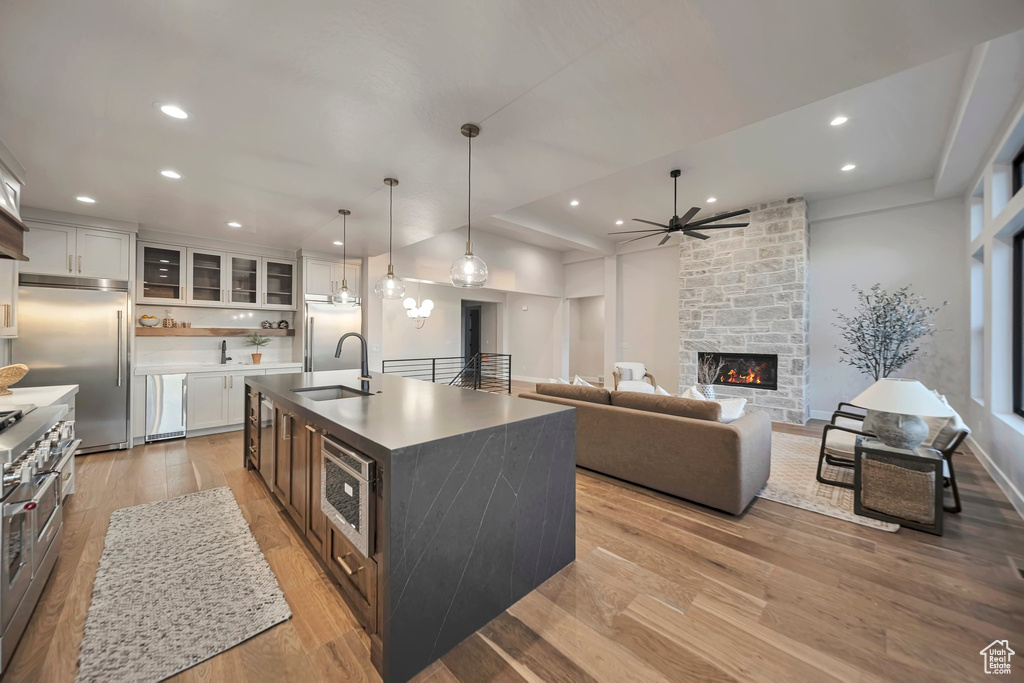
(321, 436, 374, 557)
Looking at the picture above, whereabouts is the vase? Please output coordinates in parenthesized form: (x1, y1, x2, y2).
(251, 353, 262, 365)
(872, 411, 928, 450)
(698, 384, 715, 400)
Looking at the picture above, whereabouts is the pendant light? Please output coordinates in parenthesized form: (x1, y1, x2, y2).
(333, 209, 360, 307)
(374, 177, 406, 299)
(450, 123, 488, 288)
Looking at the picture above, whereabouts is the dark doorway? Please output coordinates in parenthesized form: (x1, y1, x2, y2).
(463, 305, 481, 359)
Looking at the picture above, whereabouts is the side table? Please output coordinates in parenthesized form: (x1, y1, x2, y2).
(853, 437, 944, 535)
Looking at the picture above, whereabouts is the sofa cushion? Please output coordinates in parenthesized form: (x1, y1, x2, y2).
(610, 391, 721, 422)
(535, 383, 612, 404)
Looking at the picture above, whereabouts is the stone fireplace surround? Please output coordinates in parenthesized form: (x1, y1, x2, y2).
(678, 197, 810, 424)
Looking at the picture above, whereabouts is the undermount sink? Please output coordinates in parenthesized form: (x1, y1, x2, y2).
(292, 385, 371, 401)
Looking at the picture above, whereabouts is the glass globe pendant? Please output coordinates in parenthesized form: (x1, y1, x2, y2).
(375, 177, 406, 299)
(450, 123, 487, 288)
(374, 264, 406, 299)
(451, 243, 488, 288)
(332, 209, 360, 307)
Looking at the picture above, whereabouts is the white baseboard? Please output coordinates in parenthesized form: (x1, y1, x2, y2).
(966, 435, 1024, 522)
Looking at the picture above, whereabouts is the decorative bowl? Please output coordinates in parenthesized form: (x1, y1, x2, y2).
(0, 364, 28, 396)
(139, 317, 160, 327)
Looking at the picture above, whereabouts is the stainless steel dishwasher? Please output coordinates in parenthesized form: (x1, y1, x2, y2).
(145, 374, 187, 442)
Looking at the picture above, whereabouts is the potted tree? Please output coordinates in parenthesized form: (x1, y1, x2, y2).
(246, 333, 271, 365)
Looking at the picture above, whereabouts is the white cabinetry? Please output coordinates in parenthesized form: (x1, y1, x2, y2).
(262, 258, 296, 309)
(137, 242, 187, 304)
(303, 258, 360, 299)
(24, 222, 131, 280)
(77, 228, 131, 279)
(186, 248, 227, 306)
(186, 369, 265, 430)
(0, 260, 17, 337)
(186, 373, 230, 430)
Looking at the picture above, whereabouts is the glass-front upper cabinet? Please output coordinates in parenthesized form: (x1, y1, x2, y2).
(228, 254, 261, 307)
(262, 258, 296, 310)
(187, 249, 226, 306)
(137, 242, 186, 304)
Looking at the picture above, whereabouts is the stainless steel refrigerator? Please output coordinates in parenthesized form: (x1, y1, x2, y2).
(13, 274, 130, 454)
(304, 298, 362, 371)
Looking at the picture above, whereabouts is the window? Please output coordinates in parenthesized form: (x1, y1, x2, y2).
(1015, 228, 1024, 418)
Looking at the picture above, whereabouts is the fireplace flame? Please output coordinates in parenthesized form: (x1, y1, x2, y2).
(721, 364, 768, 385)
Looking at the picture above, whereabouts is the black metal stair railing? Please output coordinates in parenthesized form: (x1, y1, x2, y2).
(381, 353, 511, 394)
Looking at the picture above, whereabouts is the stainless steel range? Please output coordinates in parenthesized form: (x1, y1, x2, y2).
(0, 404, 78, 674)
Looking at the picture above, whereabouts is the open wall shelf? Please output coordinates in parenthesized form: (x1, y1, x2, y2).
(136, 327, 294, 337)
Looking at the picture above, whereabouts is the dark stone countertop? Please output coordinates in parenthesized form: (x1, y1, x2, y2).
(245, 370, 571, 453)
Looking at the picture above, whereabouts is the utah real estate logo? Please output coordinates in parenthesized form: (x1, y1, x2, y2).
(980, 640, 1014, 675)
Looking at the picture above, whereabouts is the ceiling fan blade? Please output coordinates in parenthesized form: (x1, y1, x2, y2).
(687, 222, 749, 230)
(619, 233, 659, 245)
(632, 218, 671, 229)
(658, 234, 672, 246)
(679, 206, 701, 224)
(685, 208, 751, 228)
(608, 228, 665, 235)
(683, 231, 710, 240)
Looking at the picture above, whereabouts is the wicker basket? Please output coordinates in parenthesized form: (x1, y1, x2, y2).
(0, 364, 29, 396)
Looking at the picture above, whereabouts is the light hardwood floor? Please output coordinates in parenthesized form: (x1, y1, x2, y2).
(4, 419, 1023, 682)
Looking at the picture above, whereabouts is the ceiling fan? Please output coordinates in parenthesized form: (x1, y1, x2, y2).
(610, 169, 751, 244)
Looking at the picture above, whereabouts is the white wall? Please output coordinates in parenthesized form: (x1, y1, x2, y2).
(506, 292, 565, 381)
(569, 296, 604, 379)
(617, 246, 681, 392)
(380, 282, 505, 360)
(807, 192, 968, 417)
(565, 259, 604, 298)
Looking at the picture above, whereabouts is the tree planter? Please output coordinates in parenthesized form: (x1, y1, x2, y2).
(251, 353, 262, 365)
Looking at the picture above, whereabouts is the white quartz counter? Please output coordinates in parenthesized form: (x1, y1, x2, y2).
(134, 362, 303, 376)
(0, 384, 79, 408)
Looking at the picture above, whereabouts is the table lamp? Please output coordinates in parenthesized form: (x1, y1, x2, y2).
(851, 378, 952, 450)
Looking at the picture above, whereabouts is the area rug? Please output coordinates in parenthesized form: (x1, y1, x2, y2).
(76, 487, 291, 682)
(758, 432, 899, 532)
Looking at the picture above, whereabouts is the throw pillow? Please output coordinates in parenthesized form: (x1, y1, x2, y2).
(655, 385, 672, 396)
(681, 385, 705, 401)
(617, 380, 655, 394)
(924, 390, 969, 451)
(716, 398, 747, 423)
(572, 375, 594, 387)
(547, 377, 570, 385)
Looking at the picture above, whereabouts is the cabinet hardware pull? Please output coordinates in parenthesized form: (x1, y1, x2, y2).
(281, 415, 290, 440)
(334, 554, 361, 576)
(68, 255, 73, 273)
(2, 304, 8, 328)
(304, 424, 318, 434)
(116, 310, 123, 386)
(78, 255, 82, 273)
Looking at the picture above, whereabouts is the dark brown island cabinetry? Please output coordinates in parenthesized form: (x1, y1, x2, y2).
(243, 370, 575, 683)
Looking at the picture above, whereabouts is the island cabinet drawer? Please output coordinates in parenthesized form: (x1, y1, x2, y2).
(325, 522, 377, 632)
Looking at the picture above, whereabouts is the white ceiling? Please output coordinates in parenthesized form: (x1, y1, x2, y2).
(2, 1, 1023, 257)
(499, 48, 973, 252)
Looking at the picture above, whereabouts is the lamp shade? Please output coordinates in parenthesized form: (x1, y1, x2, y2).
(851, 379, 952, 417)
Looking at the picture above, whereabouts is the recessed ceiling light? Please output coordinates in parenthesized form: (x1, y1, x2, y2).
(830, 115, 848, 126)
(226, 221, 242, 228)
(706, 197, 717, 203)
(160, 169, 181, 179)
(160, 104, 189, 119)
(333, 241, 343, 246)
(570, 200, 579, 206)
(76, 196, 96, 203)
(615, 220, 624, 225)
(841, 163, 856, 172)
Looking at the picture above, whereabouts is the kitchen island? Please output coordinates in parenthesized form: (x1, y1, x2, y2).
(243, 370, 576, 683)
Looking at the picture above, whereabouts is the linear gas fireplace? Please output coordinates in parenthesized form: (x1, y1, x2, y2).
(698, 352, 779, 391)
